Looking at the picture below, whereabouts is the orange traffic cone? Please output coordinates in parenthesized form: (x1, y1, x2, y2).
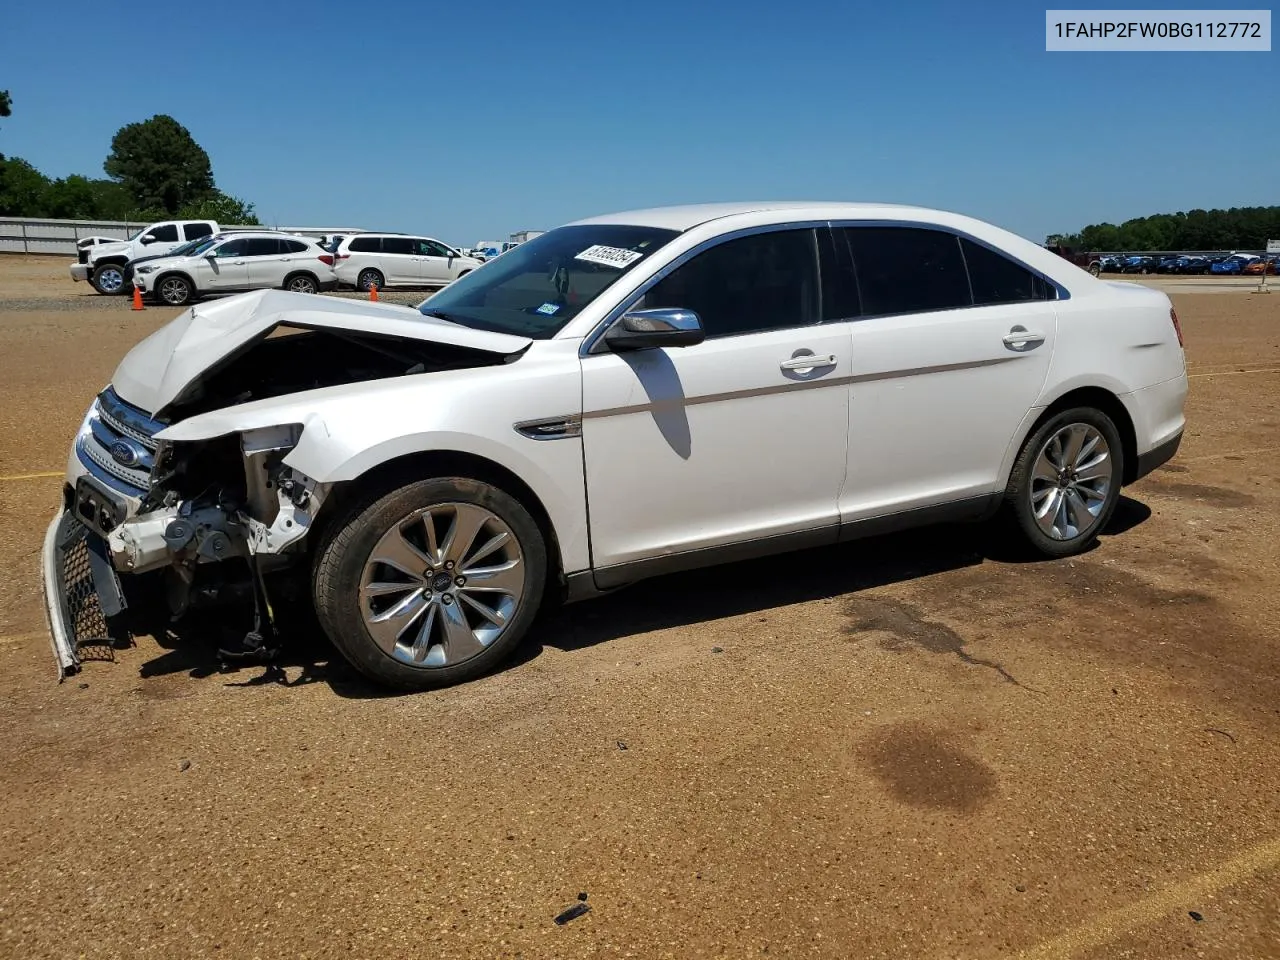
(131, 286, 144, 311)
(369, 282, 379, 302)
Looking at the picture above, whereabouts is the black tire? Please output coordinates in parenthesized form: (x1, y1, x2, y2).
(313, 476, 548, 691)
(91, 262, 127, 295)
(156, 274, 193, 306)
(357, 268, 384, 292)
(284, 272, 319, 295)
(1088, 263, 1101, 277)
(1002, 406, 1125, 559)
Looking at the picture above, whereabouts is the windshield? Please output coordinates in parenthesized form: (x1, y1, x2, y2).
(186, 237, 220, 257)
(416, 224, 680, 338)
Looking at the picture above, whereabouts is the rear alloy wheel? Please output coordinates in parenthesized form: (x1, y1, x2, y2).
(158, 275, 193, 306)
(91, 263, 126, 295)
(313, 477, 547, 690)
(286, 274, 318, 294)
(1004, 407, 1124, 558)
(357, 269, 384, 292)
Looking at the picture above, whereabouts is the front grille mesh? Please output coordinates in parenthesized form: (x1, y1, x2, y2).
(58, 520, 117, 664)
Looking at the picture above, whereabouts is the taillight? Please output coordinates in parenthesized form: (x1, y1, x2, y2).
(1170, 307, 1184, 347)
(318, 254, 334, 266)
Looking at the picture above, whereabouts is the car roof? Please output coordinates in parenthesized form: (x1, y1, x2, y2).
(564, 200, 940, 231)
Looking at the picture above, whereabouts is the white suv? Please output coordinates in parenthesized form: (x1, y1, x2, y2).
(132, 232, 338, 305)
(43, 201, 1188, 692)
(333, 233, 483, 291)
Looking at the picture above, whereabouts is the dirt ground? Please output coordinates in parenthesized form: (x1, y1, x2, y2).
(0, 255, 1277, 959)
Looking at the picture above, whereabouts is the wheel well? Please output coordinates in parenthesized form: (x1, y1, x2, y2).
(283, 270, 319, 286)
(93, 256, 128, 269)
(153, 270, 195, 292)
(315, 449, 566, 594)
(1028, 387, 1139, 484)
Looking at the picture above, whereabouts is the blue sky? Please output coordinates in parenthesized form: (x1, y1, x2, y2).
(1, 0, 1275, 246)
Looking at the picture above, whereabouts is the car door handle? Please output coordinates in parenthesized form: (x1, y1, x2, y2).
(780, 354, 838, 371)
(1003, 329, 1045, 348)
(233, 260, 246, 265)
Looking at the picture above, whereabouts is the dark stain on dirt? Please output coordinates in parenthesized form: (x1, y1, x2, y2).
(1141, 479, 1256, 509)
(859, 723, 997, 814)
(844, 596, 1034, 690)
(1161, 463, 1190, 473)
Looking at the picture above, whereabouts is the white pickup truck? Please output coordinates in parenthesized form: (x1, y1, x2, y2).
(70, 219, 220, 295)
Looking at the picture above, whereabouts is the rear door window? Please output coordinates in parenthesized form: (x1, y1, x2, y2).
(183, 222, 215, 241)
(960, 237, 1051, 304)
(382, 237, 414, 255)
(841, 226, 972, 317)
(245, 237, 282, 257)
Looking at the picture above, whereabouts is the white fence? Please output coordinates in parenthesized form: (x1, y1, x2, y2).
(0, 217, 366, 255)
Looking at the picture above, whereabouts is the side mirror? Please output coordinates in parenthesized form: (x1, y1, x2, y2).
(604, 308, 704, 351)
(140, 234, 158, 244)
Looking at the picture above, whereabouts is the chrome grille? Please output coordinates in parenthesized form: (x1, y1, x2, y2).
(76, 387, 164, 495)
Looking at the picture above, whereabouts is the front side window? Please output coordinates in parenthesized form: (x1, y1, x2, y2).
(213, 238, 250, 258)
(639, 229, 821, 339)
(417, 224, 679, 338)
(416, 239, 454, 258)
(842, 226, 971, 317)
(382, 237, 414, 255)
(148, 224, 179, 243)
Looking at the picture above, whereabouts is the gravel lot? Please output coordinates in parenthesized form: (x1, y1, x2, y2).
(1, 256, 1277, 959)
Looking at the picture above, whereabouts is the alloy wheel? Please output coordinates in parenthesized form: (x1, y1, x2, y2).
(1029, 423, 1113, 540)
(358, 502, 525, 668)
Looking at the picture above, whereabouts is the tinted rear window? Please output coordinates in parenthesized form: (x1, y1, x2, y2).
(842, 226, 971, 316)
(348, 236, 380, 253)
(382, 237, 414, 255)
(961, 237, 1049, 304)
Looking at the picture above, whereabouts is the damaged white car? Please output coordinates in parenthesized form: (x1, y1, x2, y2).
(43, 201, 1188, 690)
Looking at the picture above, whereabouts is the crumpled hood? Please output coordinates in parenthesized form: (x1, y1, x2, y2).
(110, 288, 533, 415)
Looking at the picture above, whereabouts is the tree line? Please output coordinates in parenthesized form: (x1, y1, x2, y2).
(1048, 206, 1280, 252)
(0, 92, 258, 225)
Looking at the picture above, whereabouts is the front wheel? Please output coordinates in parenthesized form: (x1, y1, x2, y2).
(157, 275, 193, 306)
(91, 262, 126, 295)
(313, 477, 547, 690)
(1003, 407, 1124, 558)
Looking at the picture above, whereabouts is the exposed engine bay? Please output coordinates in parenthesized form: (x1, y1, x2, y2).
(46, 298, 529, 677)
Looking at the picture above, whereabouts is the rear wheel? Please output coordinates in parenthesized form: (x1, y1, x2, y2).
(357, 268, 384, 292)
(285, 273, 318, 294)
(1003, 407, 1124, 558)
(313, 476, 547, 690)
(91, 262, 126, 295)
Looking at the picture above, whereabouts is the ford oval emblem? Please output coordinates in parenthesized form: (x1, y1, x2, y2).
(109, 439, 142, 468)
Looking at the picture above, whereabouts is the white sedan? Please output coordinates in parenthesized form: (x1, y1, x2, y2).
(44, 201, 1187, 691)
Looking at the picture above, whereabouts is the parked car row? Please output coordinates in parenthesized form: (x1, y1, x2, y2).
(1094, 252, 1277, 275)
(68, 218, 488, 305)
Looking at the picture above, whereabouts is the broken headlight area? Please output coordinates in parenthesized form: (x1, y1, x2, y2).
(105, 426, 329, 661)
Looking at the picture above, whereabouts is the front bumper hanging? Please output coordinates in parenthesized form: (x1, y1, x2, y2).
(41, 510, 129, 680)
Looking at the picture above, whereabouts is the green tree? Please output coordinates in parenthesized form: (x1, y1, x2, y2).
(104, 114, 215, 214)
(0, 155, 51, 216)
(177, 191, 260, 225)
(0, 89, 11, 119)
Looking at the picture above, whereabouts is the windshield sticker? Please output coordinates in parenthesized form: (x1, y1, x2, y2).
(536, 302, 561, 316)
(575, 244, 644, 269)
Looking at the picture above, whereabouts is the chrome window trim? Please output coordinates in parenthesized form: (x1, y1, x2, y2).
(579, 220, 834, 358)
(580, 218, 1071, 357)
(829, 218, 1073, 309)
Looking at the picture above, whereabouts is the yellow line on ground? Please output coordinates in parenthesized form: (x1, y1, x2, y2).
(1017, 834, 1280, 959)
(0, 470, 61, 482)
(1189, 367, 1280, 379)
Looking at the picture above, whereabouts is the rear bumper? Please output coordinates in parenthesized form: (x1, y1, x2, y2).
(69, 263, 91, 282)
(1133, 429, 1183, 482)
